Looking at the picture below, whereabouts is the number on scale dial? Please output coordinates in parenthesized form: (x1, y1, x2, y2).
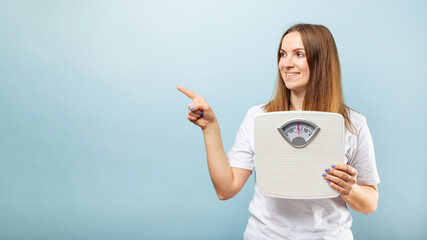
(277, 119, 320, 148)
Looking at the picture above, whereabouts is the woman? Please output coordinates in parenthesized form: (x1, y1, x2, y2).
(177, 23, 380, 239)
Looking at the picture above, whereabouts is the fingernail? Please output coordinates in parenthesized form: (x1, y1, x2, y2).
(331, 164, 336, 168)
(325, 168, 330, 172)
(327, 180, 331, 183)
(189, 106, 195, 110)
(322, 173, 327, 177)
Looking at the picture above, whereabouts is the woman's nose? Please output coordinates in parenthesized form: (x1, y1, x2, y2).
(280, 56, 294, 69)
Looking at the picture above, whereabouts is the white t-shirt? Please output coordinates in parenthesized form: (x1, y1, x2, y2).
(227, 104, 380, 240)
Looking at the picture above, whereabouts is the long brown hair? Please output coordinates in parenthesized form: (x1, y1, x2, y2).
(263, 23, 355, 133)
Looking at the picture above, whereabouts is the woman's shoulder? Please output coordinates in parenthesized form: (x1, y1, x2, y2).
(347, 108, 369, 132)
(249, 104, 267, 111)
(239, 104, 267, 123)
(247, 104, 268, 116)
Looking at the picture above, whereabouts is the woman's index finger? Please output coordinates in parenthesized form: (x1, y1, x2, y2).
(332, 163, 357, 176)
(177, 85, 198, 99)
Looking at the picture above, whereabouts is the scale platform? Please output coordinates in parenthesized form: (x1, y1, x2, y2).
(254, 111, 345, 199)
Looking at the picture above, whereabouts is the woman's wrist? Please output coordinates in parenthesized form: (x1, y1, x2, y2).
(202, 119, 219, 134)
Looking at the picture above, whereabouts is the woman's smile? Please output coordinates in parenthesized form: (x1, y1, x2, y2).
(284, 72, 301, 80)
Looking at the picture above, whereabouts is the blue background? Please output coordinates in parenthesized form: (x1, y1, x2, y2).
(1, 0, 426, 239)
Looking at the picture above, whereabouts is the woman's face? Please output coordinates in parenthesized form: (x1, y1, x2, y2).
(278, 32, 310, 94)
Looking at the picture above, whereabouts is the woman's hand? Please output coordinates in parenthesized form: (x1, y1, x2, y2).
(323, 163, 378, 214)
(322, 163, 357, 196)
(177, 85, 251, 200)
(177, 85, 217, 131)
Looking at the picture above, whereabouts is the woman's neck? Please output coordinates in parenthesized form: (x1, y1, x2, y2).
(290, 90, 306, 111)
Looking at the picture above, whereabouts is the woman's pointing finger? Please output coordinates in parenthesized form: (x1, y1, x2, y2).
(177, 85, 198, 100)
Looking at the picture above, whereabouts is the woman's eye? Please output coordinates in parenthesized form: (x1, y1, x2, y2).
(280, 52, 286, 57)
(297, 52, 305, 57)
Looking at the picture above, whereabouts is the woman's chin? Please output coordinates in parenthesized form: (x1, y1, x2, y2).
(284, 83, 299, 91)
(285, 84, 306, 94)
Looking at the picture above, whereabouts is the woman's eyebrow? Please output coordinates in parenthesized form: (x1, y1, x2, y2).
(293, 48, 305, 51)
(280, 48, 305, 52)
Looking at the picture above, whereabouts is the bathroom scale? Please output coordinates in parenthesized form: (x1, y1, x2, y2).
(254, 111, 345, 199)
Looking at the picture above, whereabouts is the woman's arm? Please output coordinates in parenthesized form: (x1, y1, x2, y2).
(177, 86, 252, 200)
(323, 164, 378, 215)
(203, 123, 252, 200)
(340, 184, 378, 215)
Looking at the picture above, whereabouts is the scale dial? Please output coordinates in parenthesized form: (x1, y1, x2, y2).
(277, 119, 320, 148)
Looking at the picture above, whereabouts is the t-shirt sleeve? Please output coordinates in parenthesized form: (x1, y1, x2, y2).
(349, 117, 380, 185)
(226, 108, 255, 171)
